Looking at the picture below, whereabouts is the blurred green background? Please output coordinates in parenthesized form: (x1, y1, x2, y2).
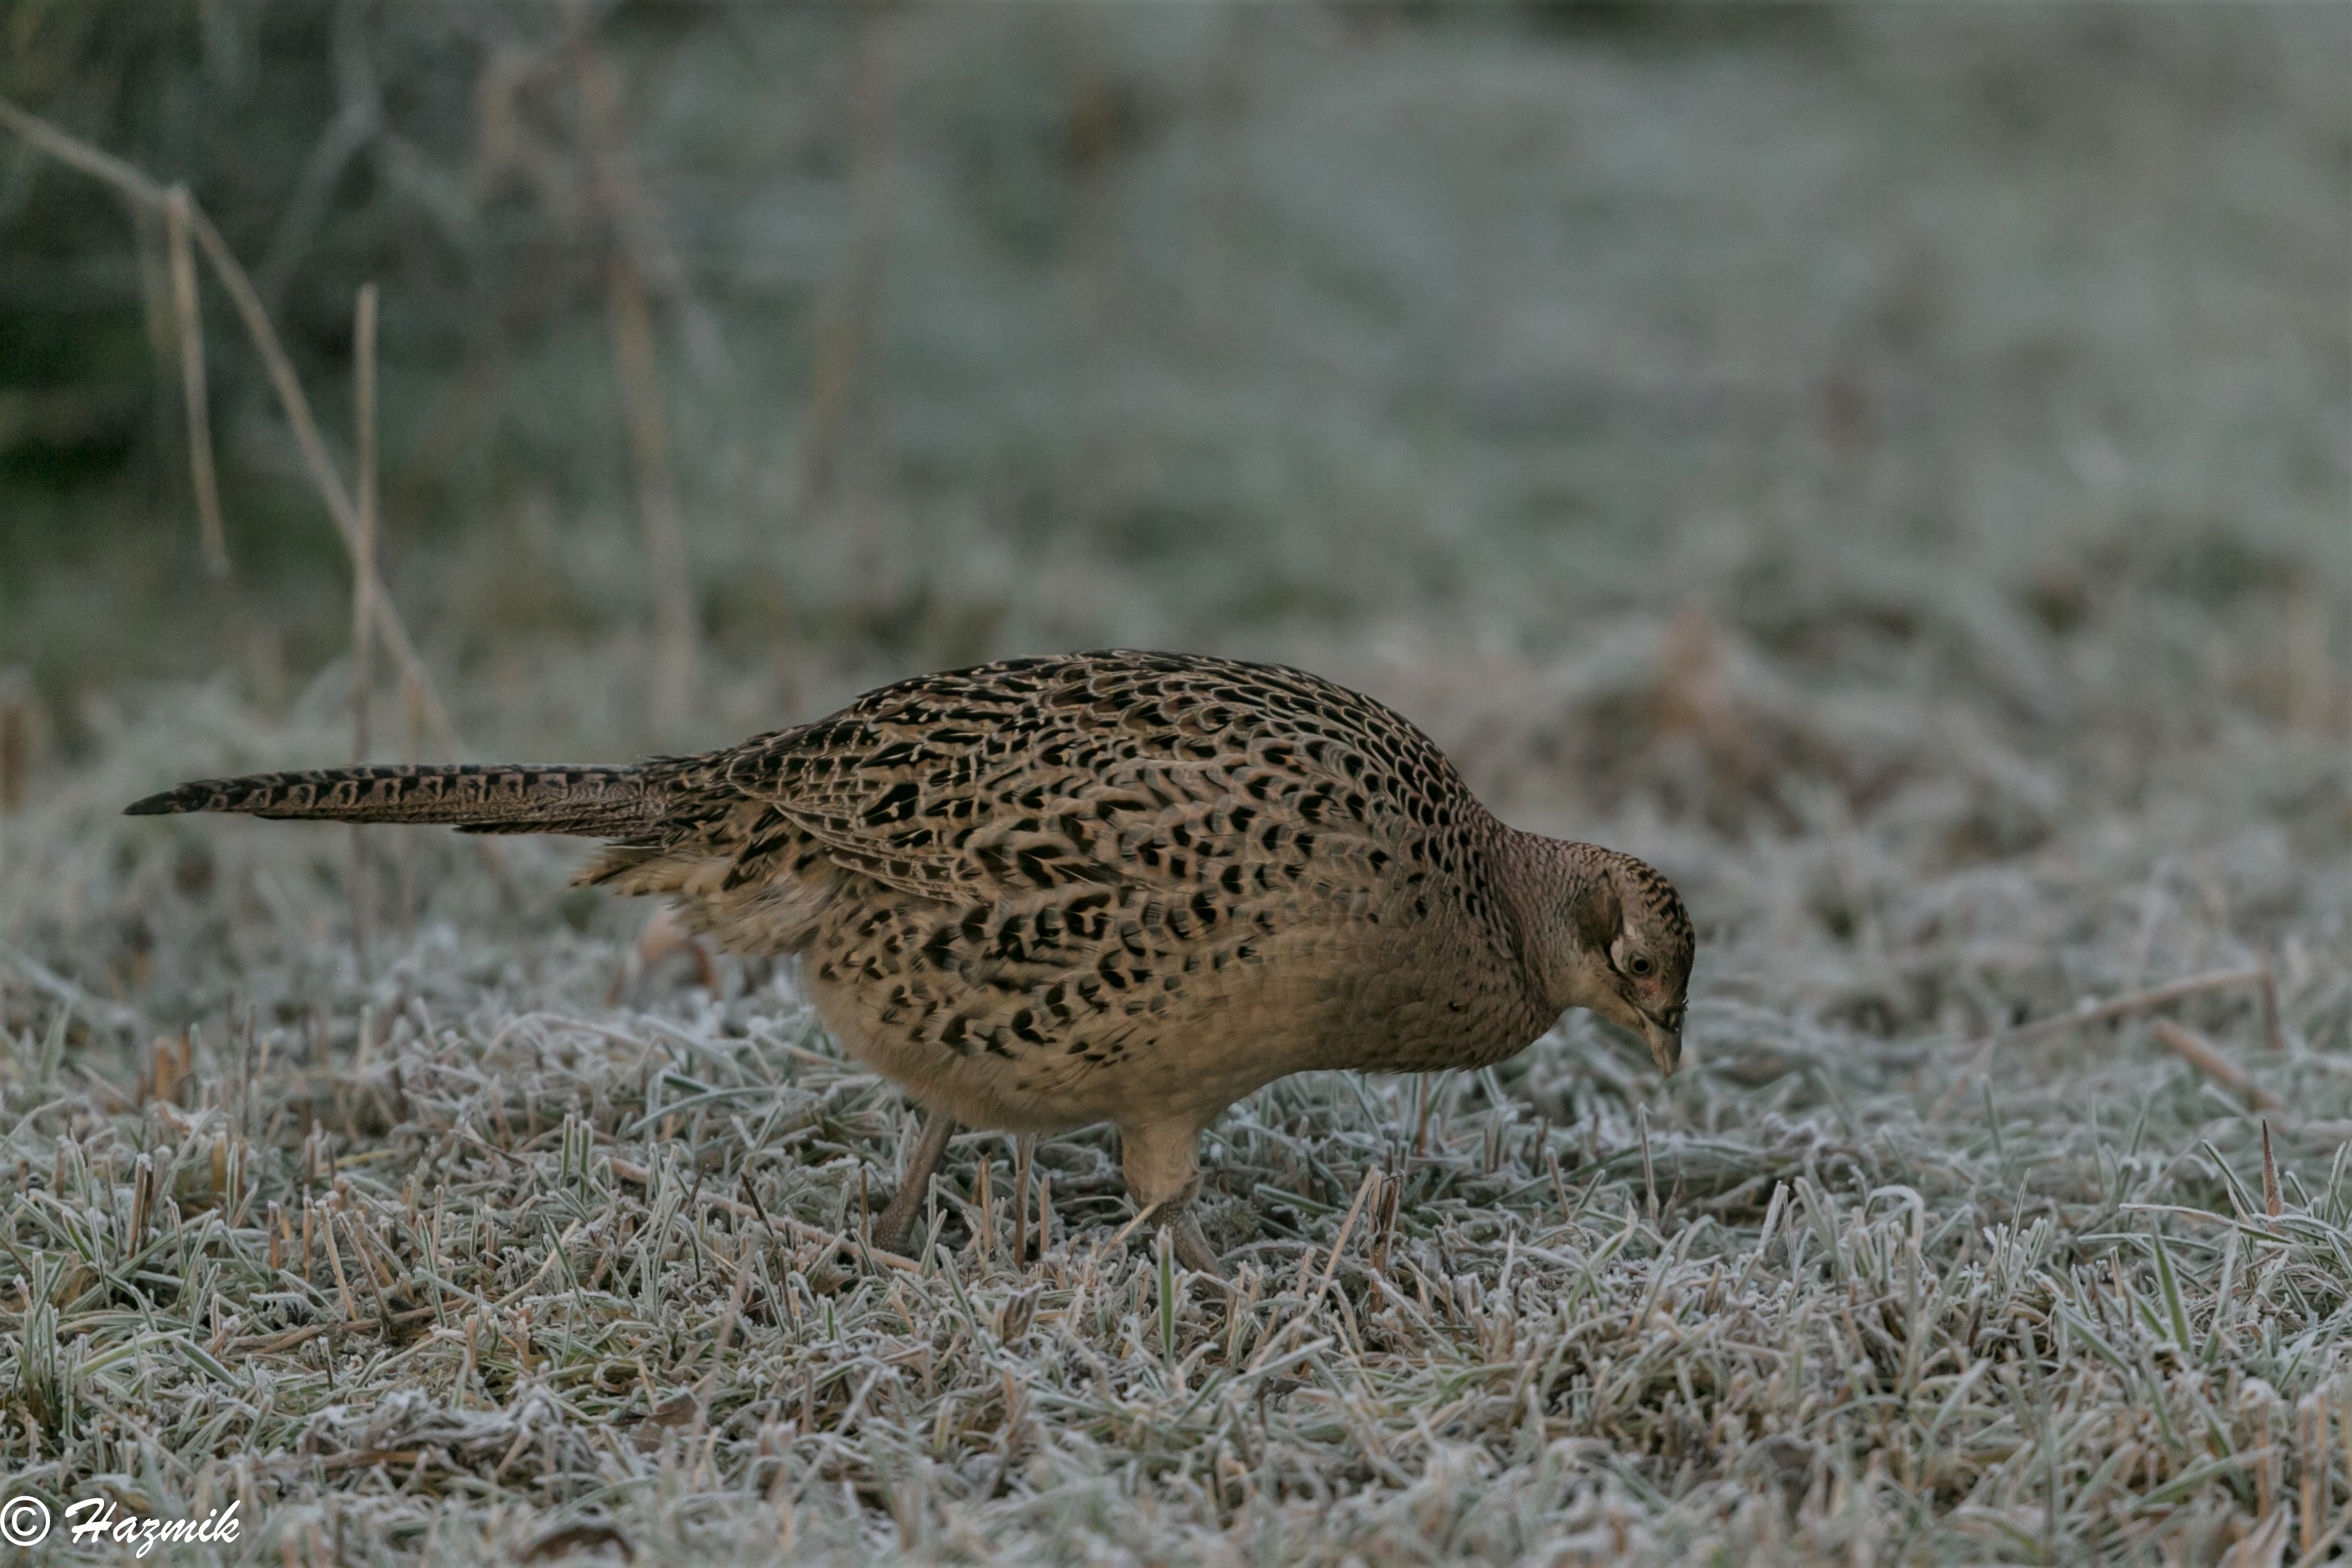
(1, 1, 2344, 780)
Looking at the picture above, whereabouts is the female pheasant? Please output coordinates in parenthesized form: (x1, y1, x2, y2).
(129, 651, 1693, 1273)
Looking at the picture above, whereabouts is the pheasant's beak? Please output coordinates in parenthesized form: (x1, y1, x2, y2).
(1641, 1015, 1683, 1078)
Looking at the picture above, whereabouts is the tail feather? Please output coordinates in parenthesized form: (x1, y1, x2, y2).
(125, 763, 661, 840)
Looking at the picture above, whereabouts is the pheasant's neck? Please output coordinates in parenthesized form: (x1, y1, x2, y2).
(1493, 829, 1616, 1016)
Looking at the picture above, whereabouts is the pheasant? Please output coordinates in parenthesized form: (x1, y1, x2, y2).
(129, 651, 1693, 1274)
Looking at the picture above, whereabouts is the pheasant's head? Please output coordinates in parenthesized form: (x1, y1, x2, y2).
(1511, 838, 1694, 1077)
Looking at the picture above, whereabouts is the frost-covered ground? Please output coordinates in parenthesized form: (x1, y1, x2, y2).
(1, 8, 2347, 1565)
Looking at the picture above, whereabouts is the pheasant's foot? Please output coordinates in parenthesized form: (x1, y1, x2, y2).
(1167, 1207, 1226, 1278)
(870, 1107, 957, 1256)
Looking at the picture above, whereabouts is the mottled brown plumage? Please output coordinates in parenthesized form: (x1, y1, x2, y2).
(129, 651, 1693, 1272)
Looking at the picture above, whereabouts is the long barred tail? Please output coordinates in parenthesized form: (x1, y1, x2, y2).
(124, 762, 662, 839)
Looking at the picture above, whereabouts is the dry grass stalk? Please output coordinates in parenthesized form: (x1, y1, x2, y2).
(1990, 964, 2272, 1051)
(795, 0, 894, 530)
(1370, 1170, 1400, 1276)
(352, 282, 381, 769)
(2303, 1511, 2352, 1568)
(2259, 963, 2287, 1057)
(2262, 1121, 2283, 1219)
(2301, 1397, 2327, 1561)
(348, 283, 381, 976)
(1638, 1101, 1659, 1225)
(164, 185, 227, 578)
(1013, 1134, 1034, 1265)
(322, 1201, 360, 1324)
(574, 32, 698, 728)
(2282, 586, 2338, 736)
(0, 676, 40, 912)
(975, 1151, 995, 1262)
(2151, 1019, 2281, 1114)
(2223, 1511, 2290, 1568)
(397, 671, 424, 938)
(1934, 964, 2277, 1120)
(0, 671, 37, 885)
(1098, 1196, 1164, 1261)
(0, 95, 463, 760)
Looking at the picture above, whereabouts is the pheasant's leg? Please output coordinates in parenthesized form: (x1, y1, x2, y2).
(1120, 1120, 1225, 1278)
(871, 1107, 957, 1256)
(1167, 1209, 1222, 1278)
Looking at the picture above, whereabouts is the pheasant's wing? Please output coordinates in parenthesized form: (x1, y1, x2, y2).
(711, 652, 1457, 912)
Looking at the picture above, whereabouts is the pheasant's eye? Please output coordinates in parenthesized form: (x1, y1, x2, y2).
(1627, 954, 1654, 977)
